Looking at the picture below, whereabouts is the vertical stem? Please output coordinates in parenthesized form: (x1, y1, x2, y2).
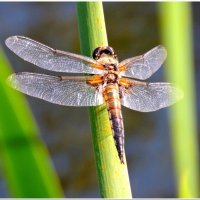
(77, 2, 132, 198)
(159, 2, 199, 197)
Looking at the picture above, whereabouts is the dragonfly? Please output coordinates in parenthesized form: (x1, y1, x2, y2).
(5, 36, 183, 164)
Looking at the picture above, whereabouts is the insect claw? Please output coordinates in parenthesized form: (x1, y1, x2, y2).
(120, 157, 125, 164)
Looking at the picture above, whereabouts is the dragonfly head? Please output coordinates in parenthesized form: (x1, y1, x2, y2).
(92, 46, 117, 60)
(92, 46, 119, 69)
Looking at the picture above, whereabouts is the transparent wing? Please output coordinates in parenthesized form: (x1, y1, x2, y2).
(121, 79, 183, 112)
(7, 72, 104, 106)
(5, 36, 102, 74)
(119, 45, 167, 80)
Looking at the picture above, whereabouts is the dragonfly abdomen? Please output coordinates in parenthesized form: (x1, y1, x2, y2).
(103, 83, 125, 164)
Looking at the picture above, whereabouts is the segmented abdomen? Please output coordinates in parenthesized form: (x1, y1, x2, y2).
(103, 83, 125, 163)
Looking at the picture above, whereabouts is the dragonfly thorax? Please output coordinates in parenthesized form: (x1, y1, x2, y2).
(104, 63, 118, 71)
(104, 71, 119, 84)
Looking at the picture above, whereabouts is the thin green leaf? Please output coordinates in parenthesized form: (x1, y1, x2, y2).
(159, 2, 199, 197)
(0, 47, 64, 197)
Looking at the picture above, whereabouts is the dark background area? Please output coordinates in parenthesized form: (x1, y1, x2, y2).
(0, 2, 199, 197)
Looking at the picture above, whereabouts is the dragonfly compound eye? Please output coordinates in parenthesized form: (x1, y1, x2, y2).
(106, 46, 115, 56)
(92, 47, 101, 60)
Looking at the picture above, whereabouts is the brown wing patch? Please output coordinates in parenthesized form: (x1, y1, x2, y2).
(118, 65, 127, 72)
(90, 63, 104, 70)
(119, 78, 133, 89)
(119, 78, 147, 89)
(86, 76, 103, 86)
(60, 75, 103, 86)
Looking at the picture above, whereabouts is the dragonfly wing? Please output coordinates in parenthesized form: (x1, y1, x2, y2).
(119, 45, 167, 80)
(7, 73, 104, 106)
(5, 36, 102, 74)
(120, 79, 183, 112)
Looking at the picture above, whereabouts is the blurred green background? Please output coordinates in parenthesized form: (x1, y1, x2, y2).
(0, 2, 199, 198)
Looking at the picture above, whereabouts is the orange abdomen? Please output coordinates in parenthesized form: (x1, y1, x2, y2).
(103, 83, 125, 163)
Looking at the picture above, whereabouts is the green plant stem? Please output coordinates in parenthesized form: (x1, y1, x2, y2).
(77, 2, 132, 198)
(159, 2, 199, 197)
